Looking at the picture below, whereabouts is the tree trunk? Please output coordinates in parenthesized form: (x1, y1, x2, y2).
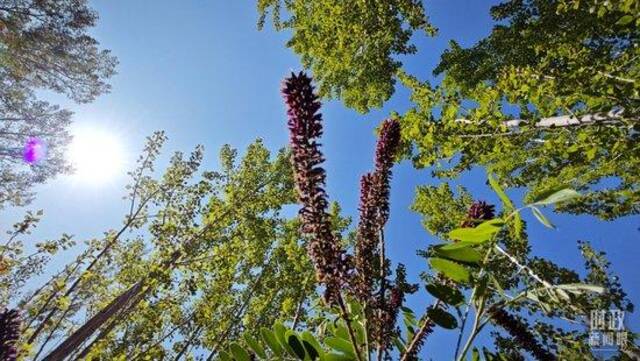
(42, 281, 144, 361)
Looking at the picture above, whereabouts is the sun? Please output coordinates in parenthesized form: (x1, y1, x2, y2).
(67, 127, 126, 184)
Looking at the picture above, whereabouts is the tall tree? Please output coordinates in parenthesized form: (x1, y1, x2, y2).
(257, 0, 436, 112)
(216, 73, 636, 361)
(5, 133, 318, 360)
(0, 0, 117, 208)
(257, 0, 639, 220)
(399, 0, 639, 220)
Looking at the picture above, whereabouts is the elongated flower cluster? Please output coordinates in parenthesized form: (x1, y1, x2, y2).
(0, 308, 21, 361)
(283, 72, 351, 303)
(354, 119, 401, 300)
(371, 264, 415, 353)
(372, 119, 401, 226)
(490, 308, 556, 361)
(461, 200, 496, 228)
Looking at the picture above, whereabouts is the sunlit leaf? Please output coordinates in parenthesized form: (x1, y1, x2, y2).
(531, 188, 580, 206)
(218, 350, 233, 361)
(325, 337, 355, 357)
(244, 334, 266, 359)
(448, 219, 503, 244)
(433, 244, 482, 264)
(429, 257, 471, 283)
(261, 327, 283, 356)
(531, 206, 554, 229)
(229, 343, 250, 361)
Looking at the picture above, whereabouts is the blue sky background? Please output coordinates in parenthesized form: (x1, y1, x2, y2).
(5, 1, 639, 359)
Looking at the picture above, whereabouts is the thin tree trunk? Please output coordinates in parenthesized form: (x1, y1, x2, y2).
(28, 205, 147, 343)
(71, 287, 149, 361)
(40, 179, 274, 359)
(33, 293, 82, 361)
(42, 281, 144, 361)
(172, 326, 203, 361)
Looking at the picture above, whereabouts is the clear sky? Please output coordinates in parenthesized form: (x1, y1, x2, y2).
(6, 0, 639, 359)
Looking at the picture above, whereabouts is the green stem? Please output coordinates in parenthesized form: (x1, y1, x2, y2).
(337, 295, 365, 361)
(456, 305, 483, 361)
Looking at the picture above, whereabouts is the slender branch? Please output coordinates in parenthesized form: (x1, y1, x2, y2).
(291, 277, 313, 330)
(453, 306, 468, 361)
(28, 191, 157, 343)
(494, 245, 550, 288)
(597, 71, 636, 84)
(399, 300, 442, 361)
(455, 301, 484, 361)
(337, 295, 365, 361)
(172, 326, 203, 361)
(456, 108, 628, 129)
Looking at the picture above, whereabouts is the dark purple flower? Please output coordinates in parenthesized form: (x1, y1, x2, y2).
(0, 308, 21, 361)
(354, 119, 401, 301)
(490, 308, 556, 361)
(461, 200, 496, 228)
(22, 137, 46, 164)
(282, 72, 350, 303)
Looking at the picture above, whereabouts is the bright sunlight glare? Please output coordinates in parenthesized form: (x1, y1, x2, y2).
(67, 127, 126, 184)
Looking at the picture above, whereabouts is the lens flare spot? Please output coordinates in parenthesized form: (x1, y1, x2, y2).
(23, 137, 47, 164)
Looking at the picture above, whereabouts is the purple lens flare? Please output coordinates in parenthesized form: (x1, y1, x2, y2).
(23, 137, 47, 164)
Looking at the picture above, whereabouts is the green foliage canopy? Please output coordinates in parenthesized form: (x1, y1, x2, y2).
(257, 0, 436, 112)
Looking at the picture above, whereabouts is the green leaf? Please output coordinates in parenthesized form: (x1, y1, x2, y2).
(531, 206, 554, 229)
(273, 322, 288, 347)
(427, 307, 458, 329)
(287, 333, 307, 360)
(331, 322, 350, 341)
(513, 211, 523, 239)
(488, 172, 522, 238)
(325, 337, 355, 357)
(447, 228, 493, 244)
(439, 242, 475, 251)
(260, 327, 283, 356)
(433, 244, 482, 264)
(352, 321, 365, 345)
(301, 331, 324, 358)
(347, 299, 362, 317)
(403, 312, 418, 330)
(490, 275, 507, 300)
(244, 334, 266, 359)
(229, 343, 251, 361)
(393, 337, 406, 353)
(302, 340, 320, 360)
(322, 353, 353, 361)
(555, 283, 605, 294)
(448, 220, 502, 244)
(218, 350, 233, 361)
(531, 188, 580, 206)
(616, 15, 634, 25)
(425, 283, 464, 305)
(488, 173, 514, 210)
(429, 258, 471, 284)
(472, 348, 481, 361)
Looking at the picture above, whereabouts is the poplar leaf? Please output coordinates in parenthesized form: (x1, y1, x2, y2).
(429, 257, 471, 283)
(531, 206, 554, 229)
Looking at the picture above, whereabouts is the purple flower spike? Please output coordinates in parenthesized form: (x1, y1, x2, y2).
(23, 137, 46, 164)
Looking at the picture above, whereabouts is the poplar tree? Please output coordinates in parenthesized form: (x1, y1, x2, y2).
(0, 0, 117, 207)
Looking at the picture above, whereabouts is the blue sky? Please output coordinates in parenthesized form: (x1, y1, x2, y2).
(6, 0, 639, 359)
